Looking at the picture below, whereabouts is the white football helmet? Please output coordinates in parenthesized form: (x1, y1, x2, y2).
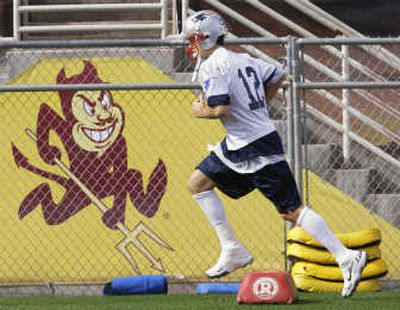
(182, 10, 228, 61)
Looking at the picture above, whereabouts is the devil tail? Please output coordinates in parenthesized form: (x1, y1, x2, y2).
(11, 143, 66, 185)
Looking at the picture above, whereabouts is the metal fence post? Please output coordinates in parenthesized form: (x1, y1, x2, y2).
(161, 0, 168, 39)
(342, 42, 351, 162)
(283, 37, 295, 271)
(286, 36, 295, 174)
(181, 0, 189, 34)
(13, 0, 20, 40)
(291, 37, 303, 200)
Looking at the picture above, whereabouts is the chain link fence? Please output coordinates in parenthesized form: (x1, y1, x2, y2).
(294, 37, 400, 284)
(0, 37, 399, 293)
(0, 38, 288, 291)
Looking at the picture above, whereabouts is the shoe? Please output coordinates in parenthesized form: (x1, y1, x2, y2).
(206, 245, 253, 279)
(340, 250, 368, 298)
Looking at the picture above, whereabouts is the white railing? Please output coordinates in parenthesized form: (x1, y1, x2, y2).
(284, 0, 400, 69)
(13, 0, 169, 40)
(246, 0, 388, 83)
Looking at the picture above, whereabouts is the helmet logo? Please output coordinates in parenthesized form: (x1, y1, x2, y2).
(192, 10, 217, 22)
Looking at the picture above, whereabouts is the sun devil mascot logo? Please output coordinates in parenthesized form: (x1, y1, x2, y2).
(11, 61, 173, 273)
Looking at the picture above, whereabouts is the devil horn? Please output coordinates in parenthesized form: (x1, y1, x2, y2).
(56, 67, 67, 84)
(83, 60, 98, 76)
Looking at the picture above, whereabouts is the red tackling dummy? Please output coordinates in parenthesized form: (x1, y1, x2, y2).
(237, 271, 298, 304)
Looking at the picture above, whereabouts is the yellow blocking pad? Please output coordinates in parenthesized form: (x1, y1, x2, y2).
(287, 243, 381, 265)
(292, 274, 381, 293)
(288, 227, 381, 249)
(292, 259, 388, 281)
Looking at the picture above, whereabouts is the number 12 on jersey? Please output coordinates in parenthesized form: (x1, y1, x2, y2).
(238, 66, 265, 111)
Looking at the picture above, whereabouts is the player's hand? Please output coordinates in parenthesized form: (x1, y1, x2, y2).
(192, 97, 206, 118)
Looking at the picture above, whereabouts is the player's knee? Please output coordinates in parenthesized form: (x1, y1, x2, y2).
(280, 206, 302, 224)
(187, 176, 204, 195)
(187, 170, 215, 195)
(187, 178, 197, 195)
(281, 213, 296, 223)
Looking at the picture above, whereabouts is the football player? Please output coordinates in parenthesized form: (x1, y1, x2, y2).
(182, 10, 367, 298)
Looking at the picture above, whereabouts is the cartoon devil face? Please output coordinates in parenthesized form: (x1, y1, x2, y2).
(57, 61, 124, 156)
(71, 90, 123, 155)
(13, 60, 168, 235)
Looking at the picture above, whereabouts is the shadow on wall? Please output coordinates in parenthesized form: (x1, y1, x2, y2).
(0, 0, 12, 37)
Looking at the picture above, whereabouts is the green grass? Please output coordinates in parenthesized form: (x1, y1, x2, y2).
(0, 292, 400, 310)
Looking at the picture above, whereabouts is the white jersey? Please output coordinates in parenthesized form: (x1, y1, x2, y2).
(198, 47, 286, 173)
(198, 47, 285, 151)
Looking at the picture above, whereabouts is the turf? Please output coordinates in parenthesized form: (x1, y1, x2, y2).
(0, 292, 400, 310)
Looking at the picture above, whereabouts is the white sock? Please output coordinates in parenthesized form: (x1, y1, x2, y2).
(193, 190, 239, 249)
(296, 206, 350, 264)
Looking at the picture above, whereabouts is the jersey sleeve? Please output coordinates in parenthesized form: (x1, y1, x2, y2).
(199, 66, 230, 107)
(258, 60, 286, 86)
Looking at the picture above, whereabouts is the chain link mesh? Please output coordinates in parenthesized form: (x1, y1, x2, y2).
(0, 38, 399, 292)
(299, 41, 400, 280)
(0, 41, 288, 288)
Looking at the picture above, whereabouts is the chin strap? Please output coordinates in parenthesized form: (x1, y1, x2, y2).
(192, 56, 202, 82)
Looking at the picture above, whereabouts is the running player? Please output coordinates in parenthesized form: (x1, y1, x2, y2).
(182, 10, 367, 298)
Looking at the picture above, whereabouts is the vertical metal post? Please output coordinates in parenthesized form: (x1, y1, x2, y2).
(172, 0, 178, 35)
(284, 37, 297, 272)
(13, 0, 20, 40)
(342, 43, 351, 162)
(284, 37, 303, 270)
(285, 37, 295, 173)
(299, 49, 310, 207)
(291, 38, 303, 200)
(181, 0, 189, 34)
(161, 0, 168, 39)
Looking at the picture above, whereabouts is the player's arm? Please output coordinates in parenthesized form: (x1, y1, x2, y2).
(264, 73, 286, 102)
(192, 96, 230, 119)
(258, 59, 286, 102)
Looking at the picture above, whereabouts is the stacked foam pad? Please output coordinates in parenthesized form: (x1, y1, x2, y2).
(287, 227, 388, 293)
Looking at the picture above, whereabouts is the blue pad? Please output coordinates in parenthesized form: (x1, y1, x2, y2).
(103, 275, 167, 295)
(196, 283, 240, 294)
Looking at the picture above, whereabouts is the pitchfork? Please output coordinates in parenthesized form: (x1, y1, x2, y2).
(25, 128, 173, 275)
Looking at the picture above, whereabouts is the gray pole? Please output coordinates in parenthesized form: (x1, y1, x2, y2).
(291, 38, 303, 200)
(13, 0, 20, 40)
(342, 43, 351, 163)
(284, 37, 295, 272)
(286, 37, 295, 173)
